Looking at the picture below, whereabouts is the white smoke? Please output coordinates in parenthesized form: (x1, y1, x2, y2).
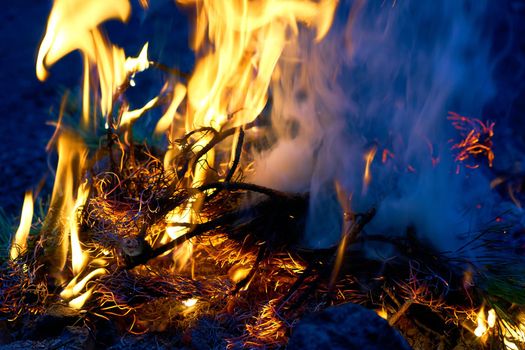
(250, 0, 504, 253)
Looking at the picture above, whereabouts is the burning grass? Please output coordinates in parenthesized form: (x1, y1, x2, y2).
(2, 0, 525, 349)
(2, 132, 525, 348)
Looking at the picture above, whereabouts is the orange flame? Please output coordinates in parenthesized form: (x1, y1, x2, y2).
(376, 308, 388, 320)
(160, 0, 338, 269)
(70, 181, 90, 275)
(9, 192, 34, 261)
(45, 132, 88, 273)
(474, 307, 497, 338)
(179, 0, 338, 131)
(36, 0, 151, 125)
(363, 146, 377, 194)
(36, 0, 131, 81)
(35, 0, 340, 282)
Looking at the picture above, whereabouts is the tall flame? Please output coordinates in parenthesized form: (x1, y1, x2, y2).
(9, 192, 34, 261)
(180, 0, 338, 131)
(41, 132, 88, 274)
(36, 0, 151, 123)
(70, 181, 90, 275)
(157, 0, 338, 266)
(35, 0, 340, 283)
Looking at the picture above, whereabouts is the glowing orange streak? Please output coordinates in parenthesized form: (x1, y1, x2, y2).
(330, 182, 352, 290)
(363, 146, 377, 194)
(382, 149, 394, 163)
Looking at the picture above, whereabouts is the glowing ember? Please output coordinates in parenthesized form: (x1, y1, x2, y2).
(448, 112, 495, 173)
(228, 264, 252, 284)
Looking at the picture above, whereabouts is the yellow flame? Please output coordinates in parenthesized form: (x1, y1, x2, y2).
(487, 308, 496, 328)
(504, 340, 519, 350)
(45, 132, 88, 272)
(182, 298, 198, 308)
(497, 313, 525, 349)
(163, 194, 204, 268)
(376, 308, 388, 320)
(228, 263, 251, 283)
(124, 43, 150, 75)
(82, 56, 90, 128)
(36, 0, 131, 81)
(60, 267, 107, 300)
(166, 210, 192, 241)
(162, 206, 193, 268)
(70, 181, 90, 275)
(474, 307, 488, 337)
(155, 83, 187, 134)
(37, 0, 339, 277)
(155, 0, 338, 271)
(10, 192, 34, 261)
(36, 0, 151, 124)
(69, 287, 94, 309)
(179, 0, 338, 131)
(474, 307, 497, 338)
(119, 96, 159, 127)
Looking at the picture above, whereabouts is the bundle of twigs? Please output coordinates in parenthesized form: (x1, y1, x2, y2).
(2, 62, 525, 349)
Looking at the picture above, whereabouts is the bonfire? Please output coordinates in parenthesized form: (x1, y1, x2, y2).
(1, 0, 525, 349)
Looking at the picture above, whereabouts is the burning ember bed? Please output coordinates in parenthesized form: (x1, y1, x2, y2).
(2, 0, 525, 349)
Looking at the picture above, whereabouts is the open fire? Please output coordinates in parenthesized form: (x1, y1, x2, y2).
(2, 0, 525, 349)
